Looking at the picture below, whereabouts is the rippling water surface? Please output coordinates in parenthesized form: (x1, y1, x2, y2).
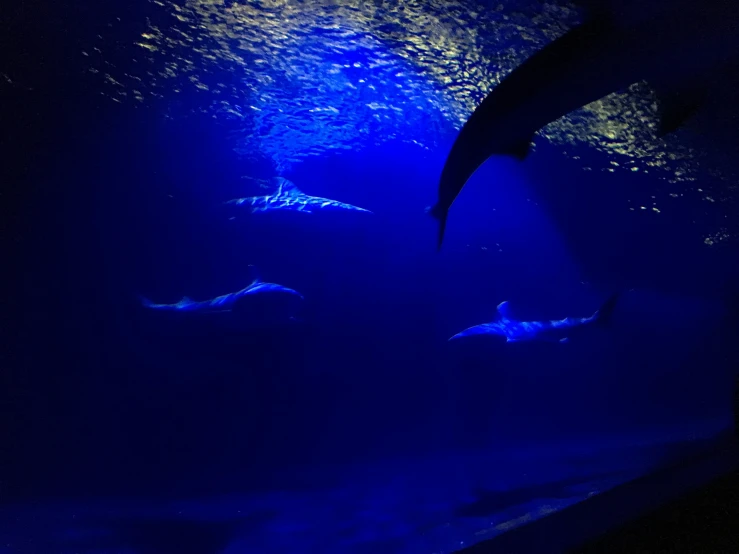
(85, 0, 738, 245)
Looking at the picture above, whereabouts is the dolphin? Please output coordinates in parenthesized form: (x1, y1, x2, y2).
(429, 0, 739, 249)
(226, 177, 372, 214)
(449, 293, 620, 343)
(139, 266, 303, 313)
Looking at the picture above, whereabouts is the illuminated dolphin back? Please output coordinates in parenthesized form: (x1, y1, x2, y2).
(448, 301, 512, 341)
(225, 177, 372, 214)
(138, 265, 303, 313)
(449, 294, 620, 343)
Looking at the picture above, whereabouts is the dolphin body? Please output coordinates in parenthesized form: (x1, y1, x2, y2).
(449, 293, 619, 343)
(429, 0, 739, 249)
(139, 266, 303, 313)
(227, 177, 372, 214)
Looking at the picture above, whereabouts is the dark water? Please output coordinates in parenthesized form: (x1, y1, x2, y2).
(3, 0, 739, 552)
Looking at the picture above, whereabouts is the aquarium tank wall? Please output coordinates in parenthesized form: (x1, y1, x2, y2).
(3, 0, 739, 552)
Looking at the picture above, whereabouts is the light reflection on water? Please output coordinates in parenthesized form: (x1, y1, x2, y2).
(93, 0, 734, 200)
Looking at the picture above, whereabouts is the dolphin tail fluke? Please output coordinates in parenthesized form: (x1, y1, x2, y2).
(593, 292, 620, 325)
(426, 203, 448, 251)
(138, 294, 155, 308)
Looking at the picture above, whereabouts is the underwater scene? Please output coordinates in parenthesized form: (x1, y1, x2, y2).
(3, 0, 739, 552)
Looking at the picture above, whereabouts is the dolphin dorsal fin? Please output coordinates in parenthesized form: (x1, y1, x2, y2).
(496, 301, 512, 320)
(273, 177, 300, 197)
(179, 296, 192, 304)
(247, 264, 261, 286)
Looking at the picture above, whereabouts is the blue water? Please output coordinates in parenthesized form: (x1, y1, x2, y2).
(4, 0, 739, 552)
(1, 424, 729, 553)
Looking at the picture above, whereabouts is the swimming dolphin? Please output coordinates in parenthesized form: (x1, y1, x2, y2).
(449, 293, 620, 343)
(226, 177, 372, 214)
(429, 0, 739, 249)
(139, 266, 303, 313)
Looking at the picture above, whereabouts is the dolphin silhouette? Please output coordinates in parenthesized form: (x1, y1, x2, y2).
(227, 177, 372, 214)
(450, 293, 620, 343)
(139, 266, 303, 313)
(429, 0, 739, 249)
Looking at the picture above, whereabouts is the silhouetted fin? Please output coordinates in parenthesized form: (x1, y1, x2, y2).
(570, 0, 692, 28)
(181, 296, 192, 303)
(247, 264, 261, 286)
(426, 203, 448, 251)
(593, 292, 620, 325)
(501, 138, 533, 160)
(496, 301, 513, 320)
(654, 85, 706, 136)
(567, 0, 651, 28)
(539, 12, 613, 53)
(577, 0, 613, 21)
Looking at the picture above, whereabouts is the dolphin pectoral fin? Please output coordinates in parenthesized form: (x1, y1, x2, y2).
(501, 138, 533, 161)
(436, 213, 448, 251)
(427, 204, 448, 251)
(653, 84, 707, 136)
